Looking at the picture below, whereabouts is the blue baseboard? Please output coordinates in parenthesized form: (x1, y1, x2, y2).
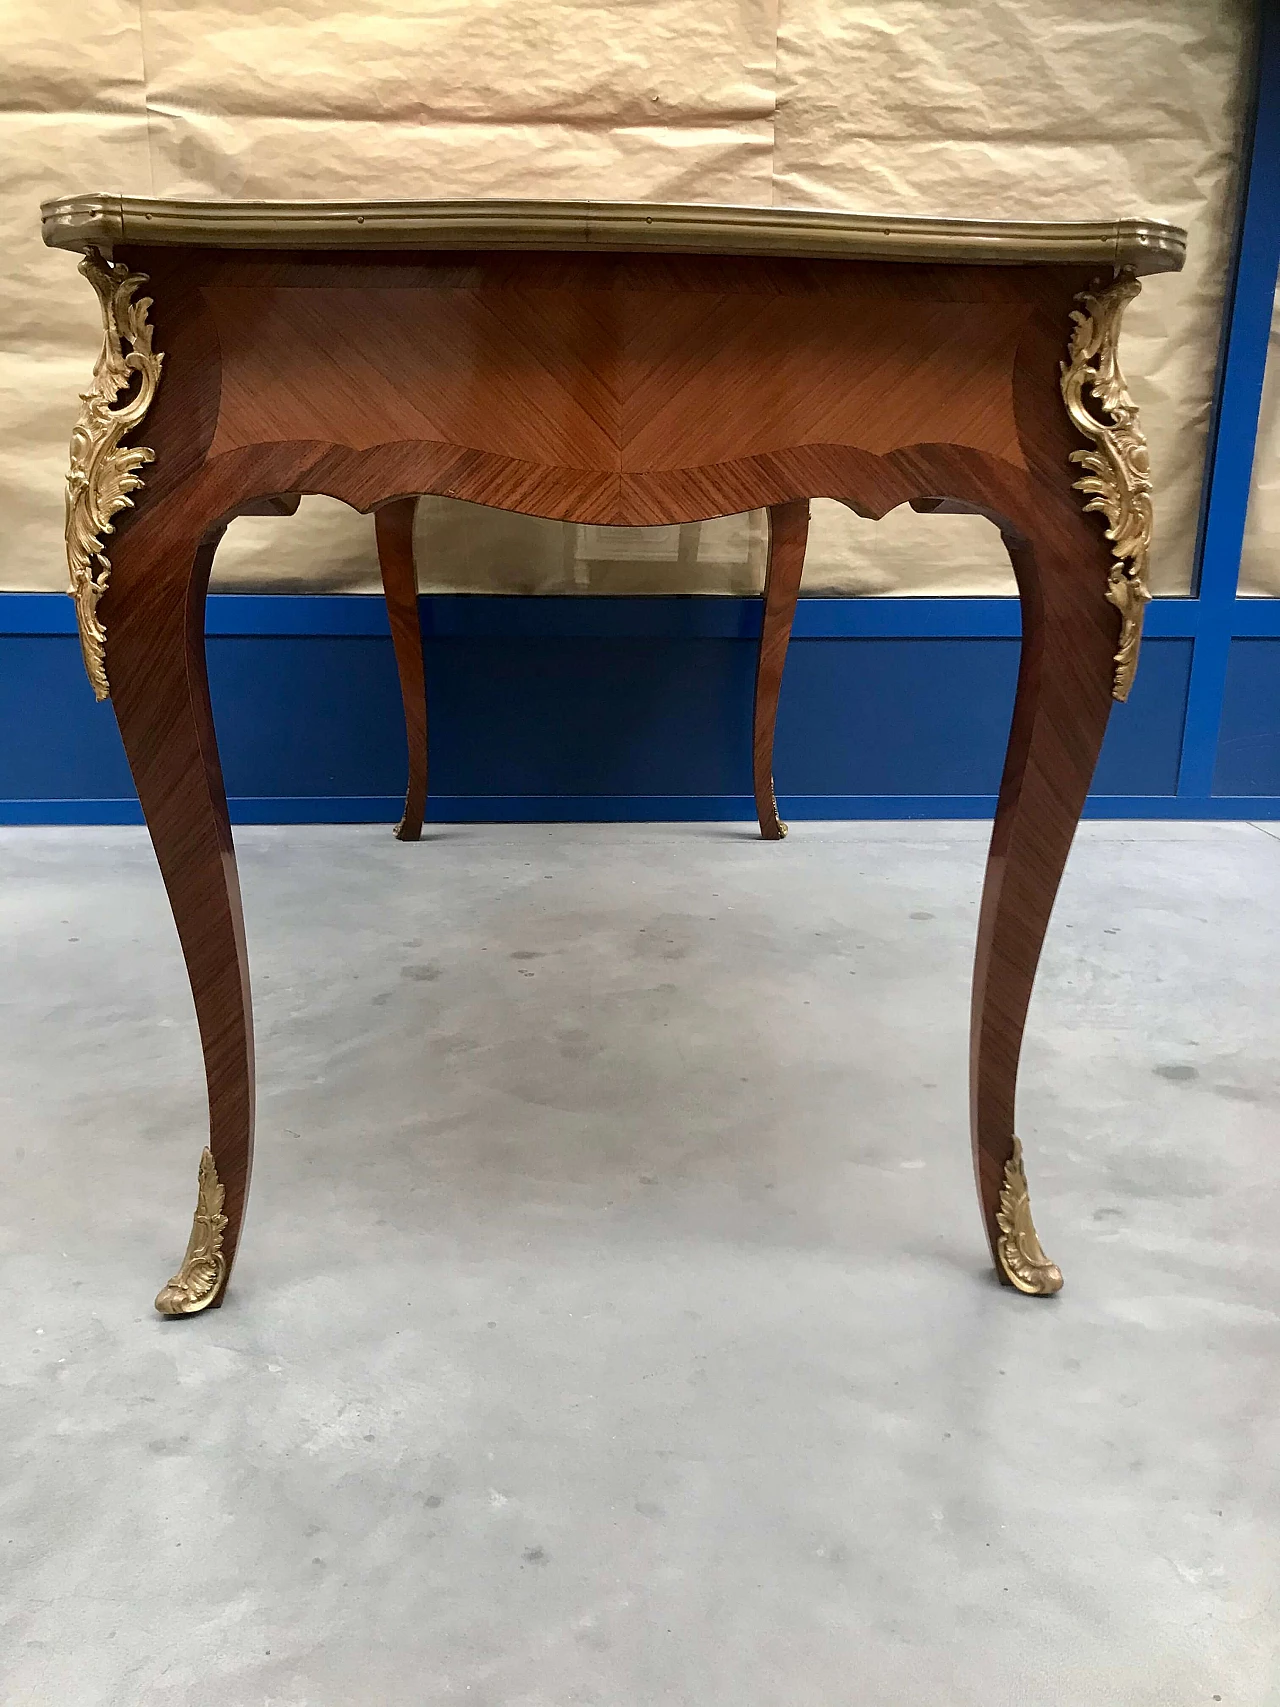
(4, 794, 1279, 828)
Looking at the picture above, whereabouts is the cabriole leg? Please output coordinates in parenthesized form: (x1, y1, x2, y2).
(376, 498, 427, 841)
(971, 528, 1118, 1295)
(103, 519, 254, 1316)
(752, 500, 809, 839)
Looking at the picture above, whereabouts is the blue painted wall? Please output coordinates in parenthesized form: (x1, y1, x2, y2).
(1217, 640, 1280, 795)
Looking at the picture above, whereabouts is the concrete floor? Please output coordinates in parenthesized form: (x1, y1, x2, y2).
(1, 821, 1278, 1706)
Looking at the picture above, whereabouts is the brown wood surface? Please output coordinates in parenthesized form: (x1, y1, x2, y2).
(374, 497, 427, 841)
(108, 516, 253, 1312)
(753, 502, 809, 839)
(95, 244, 1124, 1306)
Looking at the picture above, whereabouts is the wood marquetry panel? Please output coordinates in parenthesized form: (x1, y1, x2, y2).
(207, 286, 620, 467)
(619, 294, 1028, 471)
(202, 260, 1029, 483)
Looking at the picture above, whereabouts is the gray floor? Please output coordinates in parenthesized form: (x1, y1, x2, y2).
(2, 821, 1279, 1706)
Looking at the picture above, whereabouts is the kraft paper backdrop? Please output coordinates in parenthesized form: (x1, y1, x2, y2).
(1240, 280, 1280, 596)
(0, 0, 1256, 599)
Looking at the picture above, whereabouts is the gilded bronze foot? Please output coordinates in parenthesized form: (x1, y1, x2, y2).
(761, 786, 788, 840)
(995, 1138, 1063, 1296)
(155, 1147, 228, 1316)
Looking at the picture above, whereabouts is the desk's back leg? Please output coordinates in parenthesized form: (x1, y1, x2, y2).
(376, 498, 427, 842)
(105, 520, 254, 1316)
(752, 500, 809, 839)
(970, 527, 1117, 1295)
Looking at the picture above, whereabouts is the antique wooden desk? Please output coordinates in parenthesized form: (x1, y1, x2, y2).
(42, 194, 1184, 1315)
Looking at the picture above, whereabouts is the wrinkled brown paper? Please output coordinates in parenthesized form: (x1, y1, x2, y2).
(1241, 282, 1280, 595)
(0, 0, 1256, 597)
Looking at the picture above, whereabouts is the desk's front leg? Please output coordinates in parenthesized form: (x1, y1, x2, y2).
(105, 518, 254, 1316)
(972, 271, 1153, 1295)
(971, 526, 1117, 1295)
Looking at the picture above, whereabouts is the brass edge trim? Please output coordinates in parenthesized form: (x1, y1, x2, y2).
(42, 192, 124, 253)
(155, 1147, 228, 1316)
(40, 195, 1186, 275)
(995, 1138, 1063, 1296)
(64, 249, 164, 701)
(1059, 270, 1153, 702)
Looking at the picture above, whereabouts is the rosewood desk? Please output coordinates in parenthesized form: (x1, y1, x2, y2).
(42, 194, 1185, 1315)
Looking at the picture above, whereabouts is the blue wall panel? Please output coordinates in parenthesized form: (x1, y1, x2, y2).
(0, 637, 134, 799)
(211, 636, 408, 799)
(774, 638, 1019, 794)
(425, 637, 752, 797)
(216, 630, 1190, 805)
(0, 623, 1199, 817)
(1214, 639, 1280, 795)
(772, 637, 1189, 799)
(1091, 639, 1192, 796)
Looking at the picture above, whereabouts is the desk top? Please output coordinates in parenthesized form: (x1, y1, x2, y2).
(41, 194, 1186, 275)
